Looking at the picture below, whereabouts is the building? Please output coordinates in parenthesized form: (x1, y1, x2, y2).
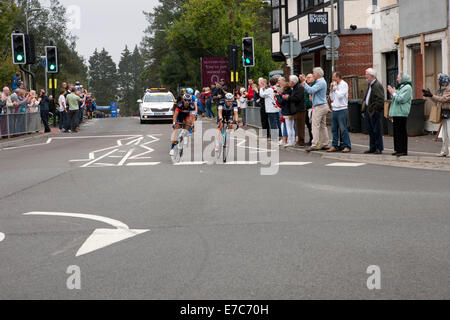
(371, 0, 449, 131)
(397, 0, 449, 131)
(270, 0, 375, 99)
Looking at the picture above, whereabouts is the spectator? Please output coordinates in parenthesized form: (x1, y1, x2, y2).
(219, 79, 229, 93)
(423, 74, 450, 157)
(305, 74, 315, 146)
(387, 73, 412, 157)
(202, 87, 214, 118)
(12, 72, 22, 91)
(238, 87, 247, 125)
(329, 72, 351, 153)
(78, 88, 87, 126)
(213, 83, 225, 105)
(302, 68, 331, 152)
(277, 78, 296, 147)
(10, 89, 30, 134)
(283, 75, 305, 147)
(1, 87, 13, 137)
(38, 89, 51, 133)
(362, 68, 385, 154)
(66, 87, 85, 133)
(196, 90, 204, 116)
(58, 89, 67, 132)
(259, 77, 281, 140)
(246, 78, 255, 101)
(27, 90, 39, 113)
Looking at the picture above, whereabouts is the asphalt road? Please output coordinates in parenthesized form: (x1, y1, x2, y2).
(0, 117, 449, 300)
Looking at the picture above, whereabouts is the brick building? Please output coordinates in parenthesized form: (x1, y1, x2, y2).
(271, 0, 375, 99)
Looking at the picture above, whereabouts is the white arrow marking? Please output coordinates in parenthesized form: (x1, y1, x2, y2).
(0, 232, 5, 242)
(23, 212, 149, 257)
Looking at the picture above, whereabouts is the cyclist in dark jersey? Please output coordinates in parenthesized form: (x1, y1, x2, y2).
(215, 93, 239, 152)
(170, 94, 195, 155)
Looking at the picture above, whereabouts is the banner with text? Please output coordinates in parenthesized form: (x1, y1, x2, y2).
(201, 57, 231, 88)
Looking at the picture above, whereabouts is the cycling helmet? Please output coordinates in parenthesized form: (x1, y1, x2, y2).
(186, 88, 194, 95)
(183, 94, 192, 102)
(75, 81, 81, 86)
(225, 93, 234, 101)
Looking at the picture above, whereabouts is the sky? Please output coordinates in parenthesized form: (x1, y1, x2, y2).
(55, 0, 160, 64)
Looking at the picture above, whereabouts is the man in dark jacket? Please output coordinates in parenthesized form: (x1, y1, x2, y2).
(283, 75, 306, 147)
(39, 89, 51, 133)
(362, 68, 385, 154)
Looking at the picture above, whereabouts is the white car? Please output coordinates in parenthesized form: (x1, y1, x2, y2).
(138, 90, 175, 124)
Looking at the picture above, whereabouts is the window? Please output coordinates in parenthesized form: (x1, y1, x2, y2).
(298, 0, 324, 14)
(272, 0, 280, 31)
(272, 9, 280, 31)
(144, 94, 174, 103)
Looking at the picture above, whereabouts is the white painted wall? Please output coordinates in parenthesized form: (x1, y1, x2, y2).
(372, 5, 399, 88)
(272, 33, 280, 53)
(343, 0, 373, 30)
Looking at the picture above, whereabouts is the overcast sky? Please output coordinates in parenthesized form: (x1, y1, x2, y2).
(56, 0, 160, 64)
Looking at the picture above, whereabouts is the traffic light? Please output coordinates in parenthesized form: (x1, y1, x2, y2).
(242, 37, 255, 67)
(45, 46, 58, 73)
(11, 33, 27, 65)
(228, 44, 239, 71)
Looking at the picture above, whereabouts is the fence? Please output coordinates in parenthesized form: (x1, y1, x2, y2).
(245, 100, 262, 129)
(0, 107, 42, 138)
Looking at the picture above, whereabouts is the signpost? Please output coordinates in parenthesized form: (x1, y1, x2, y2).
(111, 102, 118, 118)
(281, 33, 302, 76)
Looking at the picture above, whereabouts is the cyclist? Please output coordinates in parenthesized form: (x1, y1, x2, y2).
(186, 88, 199, 118)
(170, 93, 195, 156)
(215, 93, 239, 152)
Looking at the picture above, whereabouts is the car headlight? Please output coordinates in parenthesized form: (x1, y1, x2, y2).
(143, 107, 149, 112)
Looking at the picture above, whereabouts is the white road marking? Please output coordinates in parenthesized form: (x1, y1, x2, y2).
(81, 149, 119, 168)
(174, 161, 207, 166)
(23, 212, 149, 257)
(0, 232, 5, 242)
(118, 148, 135, 166)
(276, 162, 312, 166)
(326, 162, 367, 167)
(2, 138, 53, 150)
(126, 162, 161, 166)
(224, 161, 260, 165)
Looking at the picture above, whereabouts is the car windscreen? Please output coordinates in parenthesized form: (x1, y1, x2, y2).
(143, 94, 174, 103)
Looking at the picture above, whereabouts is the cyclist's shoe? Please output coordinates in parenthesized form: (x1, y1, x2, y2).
(169, 149, 175, 156)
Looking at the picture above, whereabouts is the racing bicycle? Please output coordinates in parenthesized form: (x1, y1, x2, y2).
(171, 122, 193, 164)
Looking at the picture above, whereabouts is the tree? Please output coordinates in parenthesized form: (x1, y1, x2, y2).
(0, 0, 19, 86)
(140, 0, 186, 88)
(88, 48, 118, 106)
(141, 0, 280, 92)
(118, 46, 144, 116)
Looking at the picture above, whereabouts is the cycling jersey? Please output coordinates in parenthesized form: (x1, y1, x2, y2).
(217, 101, 238, 123)
(218, 101, 238, 112)
(176, 101, 195, 113)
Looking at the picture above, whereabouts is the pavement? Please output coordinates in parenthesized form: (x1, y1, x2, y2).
(0, 117, 449, 300)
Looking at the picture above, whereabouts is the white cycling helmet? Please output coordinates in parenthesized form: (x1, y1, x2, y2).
(225, 93, 234, 101)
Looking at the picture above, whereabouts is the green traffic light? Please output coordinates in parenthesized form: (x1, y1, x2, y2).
(49, 65, 55, 70)
(245, 58, 251, 64)
(16, 54, 23, 62)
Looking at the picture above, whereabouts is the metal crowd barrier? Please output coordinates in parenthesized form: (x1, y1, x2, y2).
(245, 100, 262, 129)
(0, 107, 42, 138)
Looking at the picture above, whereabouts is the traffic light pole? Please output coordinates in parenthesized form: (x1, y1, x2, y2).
(19, 64, 35, 91)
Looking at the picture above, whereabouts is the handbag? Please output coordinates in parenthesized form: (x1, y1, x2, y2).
(384, 101, 392, 119)
(429, 105, 442, 123)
